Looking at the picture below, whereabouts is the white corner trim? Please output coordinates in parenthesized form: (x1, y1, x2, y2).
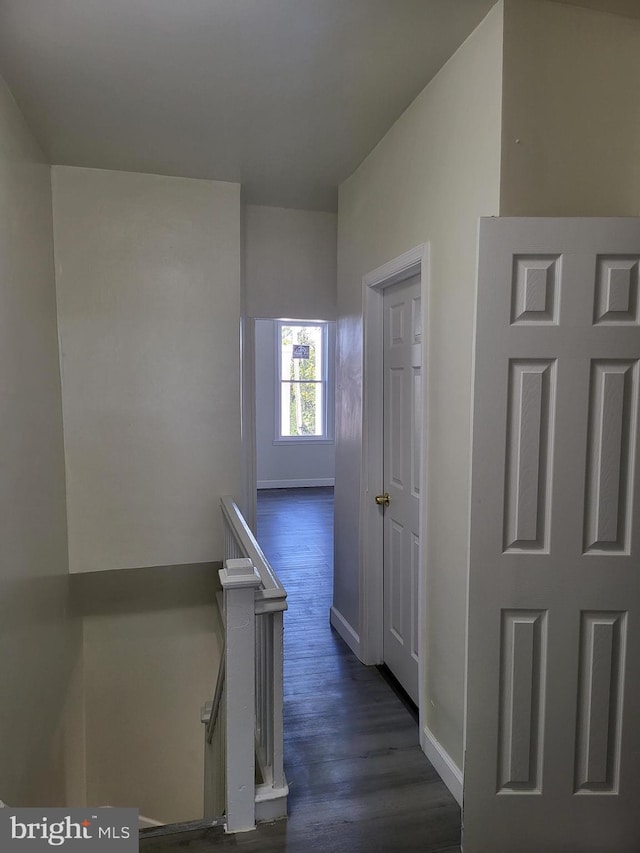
(257, 478, 334, 489)
(329, 606, 361, 658)
(421, 726, 463, 807)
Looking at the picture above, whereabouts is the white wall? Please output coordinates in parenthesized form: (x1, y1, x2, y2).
(255, 319, 335, 488)
(49, 165, 240, 819)
(0, 75, 81, 806)
(74, 566, 222, 823)
(243, 205, 337, 500)
(335, 3, 503, 770)
(244, 205, 337, 321)
(501, 0, 640, 216)
(52, 166, 242, 573)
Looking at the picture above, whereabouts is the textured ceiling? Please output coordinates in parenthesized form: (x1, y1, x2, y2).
(0, 0, 496, 210)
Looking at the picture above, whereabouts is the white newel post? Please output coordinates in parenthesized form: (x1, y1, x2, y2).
(220, 557, 261, 833)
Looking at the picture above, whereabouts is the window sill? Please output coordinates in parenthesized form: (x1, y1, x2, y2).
(272, 438, 335, 446)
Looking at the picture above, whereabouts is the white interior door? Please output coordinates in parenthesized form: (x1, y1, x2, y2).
(464, 218, 640, 852)
(382, 274, 421, 704)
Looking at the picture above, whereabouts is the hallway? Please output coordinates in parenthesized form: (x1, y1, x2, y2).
(258, 487, 461, 852)
(143, 487, 461, 852)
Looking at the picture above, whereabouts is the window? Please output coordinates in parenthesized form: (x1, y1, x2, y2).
(276, 321, 332, 441)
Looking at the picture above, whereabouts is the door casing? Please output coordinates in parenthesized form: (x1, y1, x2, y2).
(360, 244, 429, 723)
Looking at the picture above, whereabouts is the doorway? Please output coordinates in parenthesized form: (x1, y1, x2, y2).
(359, 245, 429, 711)
(379, 273, 422, 704)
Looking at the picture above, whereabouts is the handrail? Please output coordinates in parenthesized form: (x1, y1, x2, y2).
(202, 497, 288, 832)
(220, 496, 287, 613)
(206, 651, 225, 745)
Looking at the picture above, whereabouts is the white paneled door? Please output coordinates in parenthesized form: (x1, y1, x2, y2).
(382, 275, 421, 704)
(464, 218, 640, 852)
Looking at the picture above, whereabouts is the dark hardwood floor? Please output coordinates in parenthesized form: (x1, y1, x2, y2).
(141, 487, 461, 853)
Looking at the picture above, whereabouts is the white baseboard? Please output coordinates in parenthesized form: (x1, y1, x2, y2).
(138, 815, 164, 829)
(420, 726, 463, 807)
(254, 782, 289, 824)
(329, 606, 361, 657)
(102, 806, 163, 829)
(257, 478, 334, 489)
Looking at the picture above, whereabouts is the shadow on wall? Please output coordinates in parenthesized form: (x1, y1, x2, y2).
(71, 563, 222, 617)
(0, 570, 81, 808)
(70, 563, 224, 825)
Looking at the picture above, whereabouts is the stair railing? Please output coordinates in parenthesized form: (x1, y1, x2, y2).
(202, 496, 288, 833)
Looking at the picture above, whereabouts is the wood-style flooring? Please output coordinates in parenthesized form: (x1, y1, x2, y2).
(141, 487, 461, 853)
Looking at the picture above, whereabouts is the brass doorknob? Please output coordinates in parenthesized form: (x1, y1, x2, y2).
(375, 492, 390, 506)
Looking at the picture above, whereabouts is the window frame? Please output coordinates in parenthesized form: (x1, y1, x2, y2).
(274, 320, 334, 444)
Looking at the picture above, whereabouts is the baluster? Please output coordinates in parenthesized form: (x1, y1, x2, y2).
(216, 497, 288, 826)
(261, 616, 268, 762)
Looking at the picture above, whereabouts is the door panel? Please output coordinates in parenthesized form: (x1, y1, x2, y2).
(383, 275, 421, 704)
(464, 218, 640, 852)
